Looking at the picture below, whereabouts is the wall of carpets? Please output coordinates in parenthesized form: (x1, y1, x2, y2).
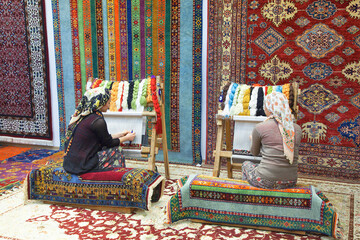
(52, 0, 202, 164)
(0, 0, 52, 140)
(207, 0, 360, 180)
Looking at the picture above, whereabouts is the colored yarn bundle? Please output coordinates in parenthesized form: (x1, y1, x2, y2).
(219, 82, 296, 117)
(89, 78, 156, 112)
(109, 81, 119, 111)
(121, 81, 129, 111)
(131, 80, 140, 109)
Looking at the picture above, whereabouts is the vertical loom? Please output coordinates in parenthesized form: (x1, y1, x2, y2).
(89, 76, 170, 179)
(213, 82, 300, 178)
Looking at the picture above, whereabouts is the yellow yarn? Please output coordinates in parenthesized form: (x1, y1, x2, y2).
(110, 81, 119, 112)
(282, 83, 290, 100)
(240, 88, 251, 116)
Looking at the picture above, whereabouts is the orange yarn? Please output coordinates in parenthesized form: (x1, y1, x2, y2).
(282, 83, 290, 100)
(110, 81, 119, 111)
(147, 77, 152, 103)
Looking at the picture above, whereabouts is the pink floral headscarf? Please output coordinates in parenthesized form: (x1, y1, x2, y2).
(264, 92, 295, 164)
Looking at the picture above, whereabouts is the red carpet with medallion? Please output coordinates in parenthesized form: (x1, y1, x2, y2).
(206, 0, 360, 181)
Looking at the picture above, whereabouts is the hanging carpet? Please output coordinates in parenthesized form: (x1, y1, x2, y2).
(206, 0, 360, 181)
(0, 0, 52, 140)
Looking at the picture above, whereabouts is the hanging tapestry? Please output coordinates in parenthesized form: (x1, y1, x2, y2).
(0, 0, 52, 140)
(68, 0, 179, 151)
(63, 0, 203, 164)
(206, 0, 360, 180)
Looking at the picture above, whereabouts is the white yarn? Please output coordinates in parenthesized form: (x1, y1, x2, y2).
(121, 81, 129, 111)
(249, 86, 259, 116)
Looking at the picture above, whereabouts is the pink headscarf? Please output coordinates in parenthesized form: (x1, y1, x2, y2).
(264, 92, 295, 164)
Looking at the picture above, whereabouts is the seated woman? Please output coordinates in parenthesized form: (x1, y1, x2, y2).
(242, 92, 302, 189)
(63, 86, 136, 175)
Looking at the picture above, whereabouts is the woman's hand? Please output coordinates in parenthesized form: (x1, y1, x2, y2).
(120, 130, 132, 137)
(112, 130, 133, 139)
(120, 131, 136, 143)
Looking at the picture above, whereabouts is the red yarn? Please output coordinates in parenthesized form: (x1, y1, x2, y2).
(118, 82, 124, 112)
(151, 76, 162, 134)
(91, 79, 102, 89)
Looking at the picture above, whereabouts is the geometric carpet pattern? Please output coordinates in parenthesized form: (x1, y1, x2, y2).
(0, 0, 52, 140)
(52, 0, 203, 164)
(206, 0, 360, 180)
(0, 149, 59, 196)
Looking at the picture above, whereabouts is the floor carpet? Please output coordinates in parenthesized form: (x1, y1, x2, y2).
(0, 149, 59, 196)
(0, 146, 31, 161)
(0, 155, 359, 240)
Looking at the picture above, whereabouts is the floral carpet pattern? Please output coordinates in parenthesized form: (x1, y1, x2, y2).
(0, 160, 358, 240)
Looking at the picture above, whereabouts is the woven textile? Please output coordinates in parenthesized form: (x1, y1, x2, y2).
(0, 0, 52, 140)
(0, 160, 358, 239)
(0, 149, 59, 196)
(67, 0, 181, 153)
(206, 0, 360, 180)
(0, 146, 31, 161)
(53, 0, 203, 164)
(167, 175, 340, 238)
(27, 153, 165, 210)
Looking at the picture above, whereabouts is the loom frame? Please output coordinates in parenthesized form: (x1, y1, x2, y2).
(89, 76, 170, 179)
(212, 82, 300, 178)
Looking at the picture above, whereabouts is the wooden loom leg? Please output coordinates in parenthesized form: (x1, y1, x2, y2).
(225, 119, 233, 178)
(213, 119, 224, 177)
(158, 76, 170, 179)
(160, 115, 170, 179)
(148, 120, 157, 171)
(227, 159, 233, 178)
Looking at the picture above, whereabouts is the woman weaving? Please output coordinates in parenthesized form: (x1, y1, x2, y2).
(63, 86, 136, 175)
(242, 92, 302, 189)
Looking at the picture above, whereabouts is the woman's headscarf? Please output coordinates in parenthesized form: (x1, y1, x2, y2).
(264, 92, 295, 164)
(64, 87, 111, 153)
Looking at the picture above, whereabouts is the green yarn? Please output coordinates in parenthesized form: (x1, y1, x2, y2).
(131, 80, 140, 109)
(99, 80, 106, 87)
(140, 78, 148, 106)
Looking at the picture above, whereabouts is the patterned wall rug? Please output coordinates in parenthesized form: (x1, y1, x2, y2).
(206, 0, 360, 181)
(0, 160, 358, 240)
(0, 0, 52, 140)
(52, 0, 203, 165)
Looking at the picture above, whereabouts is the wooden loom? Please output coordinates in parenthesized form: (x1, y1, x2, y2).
(213, 82, 300, 178)
(198, 82, 308, 235)
(89, 76, 170, 179)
